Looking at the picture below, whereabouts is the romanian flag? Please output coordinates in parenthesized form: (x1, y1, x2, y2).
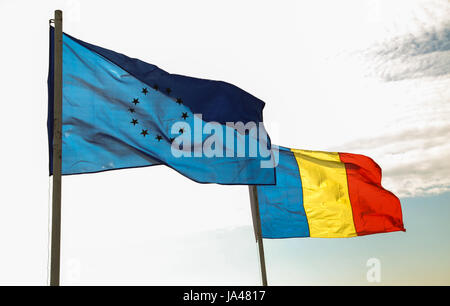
(257, 147, 405, 238)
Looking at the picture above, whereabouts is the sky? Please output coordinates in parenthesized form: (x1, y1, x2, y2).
(0, 0, 449, 285)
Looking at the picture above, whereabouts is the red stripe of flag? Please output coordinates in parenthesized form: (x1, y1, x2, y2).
(339, 152, 406, 236)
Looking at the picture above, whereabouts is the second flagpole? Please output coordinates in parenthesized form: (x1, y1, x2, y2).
(248, 185, 268, 286)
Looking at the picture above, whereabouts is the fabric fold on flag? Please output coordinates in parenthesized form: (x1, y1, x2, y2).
(47, 27, 276, 185)
(257, 146, 405, 238)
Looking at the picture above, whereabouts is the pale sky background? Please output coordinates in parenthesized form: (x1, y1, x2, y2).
(0, 0, 449, 285)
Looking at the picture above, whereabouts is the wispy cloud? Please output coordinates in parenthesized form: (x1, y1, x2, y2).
(363, 24, 450, 81)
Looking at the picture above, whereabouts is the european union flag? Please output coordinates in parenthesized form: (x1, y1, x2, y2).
(47, 27, 276, 185)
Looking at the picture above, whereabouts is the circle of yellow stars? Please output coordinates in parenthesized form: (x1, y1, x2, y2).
(128, 85, 187, 144)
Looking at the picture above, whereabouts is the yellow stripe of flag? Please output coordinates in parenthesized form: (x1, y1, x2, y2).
(290, 149, 357, 238)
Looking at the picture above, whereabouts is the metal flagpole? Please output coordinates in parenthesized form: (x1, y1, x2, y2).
(50, 9, 63, 286)
(248, 185, 268, 286)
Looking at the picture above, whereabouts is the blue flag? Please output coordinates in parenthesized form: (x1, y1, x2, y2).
(48, 27, 276, 185)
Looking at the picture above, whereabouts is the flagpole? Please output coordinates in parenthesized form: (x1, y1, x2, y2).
(50, 9, 63, 286)
(248, 185, 268, 286)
